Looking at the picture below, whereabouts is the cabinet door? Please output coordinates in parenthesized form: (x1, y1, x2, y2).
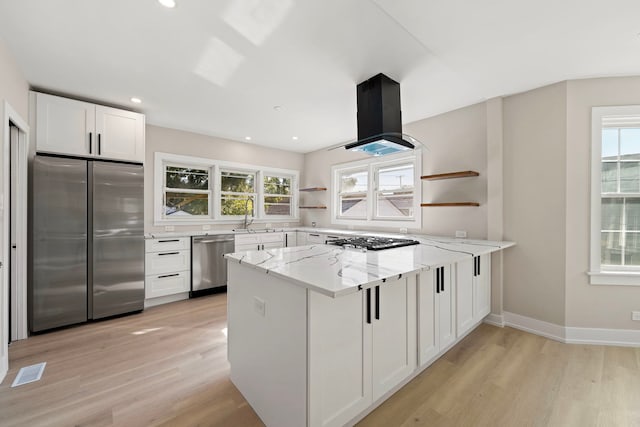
(456, 258, 475, 337)
(418, 269, 438, 366)
(474, 254, 492, 322)
(371, 277, 417, 401)
(36, 92, 95, 157)
(309, 290, 372, 427)
(296, 231, 308, 246)
(306, 232, 325, 243)
(95, 105, 145, 162)
(438, 265, 456, 350)
(285, 231, 297, 247)
(145, 271, 190, 299)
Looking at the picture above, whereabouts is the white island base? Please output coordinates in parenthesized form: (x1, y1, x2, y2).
(227, 252, 494, 427)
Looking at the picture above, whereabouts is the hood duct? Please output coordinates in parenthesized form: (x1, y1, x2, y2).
(345, 73, 417, 156)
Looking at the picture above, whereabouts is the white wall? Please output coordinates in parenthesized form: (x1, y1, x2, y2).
(145, 124, 305, 234)
(0, 37, 29, 383)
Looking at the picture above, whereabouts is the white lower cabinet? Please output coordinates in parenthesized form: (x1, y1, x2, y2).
(234, 232, 284, 252)
(308, 276, 417, 427)
(144, 237, 191, 303)
(456, 254, 491, 337)
(418, 265, 456, 367)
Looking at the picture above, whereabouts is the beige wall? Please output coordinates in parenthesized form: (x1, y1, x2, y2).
(302, 102, 489, 238)
(565, 77, 640, 329)
(145, 125, 305, 233)
(0, 38, 29, 119)
(502, 82, 567, 325)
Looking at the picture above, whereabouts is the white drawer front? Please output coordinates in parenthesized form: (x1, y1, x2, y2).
(306, 233, 325, 243)
(145, 271, 190, 299)
(260, 232, 284, 244)
(146, 237, 191, 253)
(145, 250, 190, 275)
(235, 243, 261, 252)
(235, 234, 261, 246)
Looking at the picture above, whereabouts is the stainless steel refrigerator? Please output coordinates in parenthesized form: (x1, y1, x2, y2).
(30, 155, 144, 332)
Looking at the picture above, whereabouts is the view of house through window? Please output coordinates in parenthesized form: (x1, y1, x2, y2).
(332, 153, 420, 227)
(600, 124, 640, 266)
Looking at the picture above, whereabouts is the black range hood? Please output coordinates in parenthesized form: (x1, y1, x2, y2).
(345, 73, 416, 156)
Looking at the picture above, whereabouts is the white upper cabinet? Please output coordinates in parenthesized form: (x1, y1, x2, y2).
(95, 105, 145, 162)
(34, 92, 145, 163)
(35, 93, 95, 157)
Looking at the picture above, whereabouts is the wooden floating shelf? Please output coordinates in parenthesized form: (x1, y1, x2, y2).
(421, 171, 479, 181)
(299, 206, 327, 209)
(421, 202, 480, 207)
(299, 187, 327, 192)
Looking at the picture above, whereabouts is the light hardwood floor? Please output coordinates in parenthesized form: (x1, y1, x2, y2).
(1, 294, 639, 427)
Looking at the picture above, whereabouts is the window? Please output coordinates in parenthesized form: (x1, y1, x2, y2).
(263, 175, 293, 216)
(163, 164, 211, 218)
(337, 168, 368, 219)
(331, 152, 421, 228)
(590, 106, 640, 285)
(154, 152, 298, 224)
(220, 170, 256, 217)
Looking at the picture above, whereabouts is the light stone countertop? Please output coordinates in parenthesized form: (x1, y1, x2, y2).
(224, 235, 514, 298)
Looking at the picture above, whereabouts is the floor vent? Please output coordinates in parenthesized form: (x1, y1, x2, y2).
(11, 362, 46, 387)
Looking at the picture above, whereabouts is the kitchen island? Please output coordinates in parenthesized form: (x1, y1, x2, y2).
(225, 236, 513, 427)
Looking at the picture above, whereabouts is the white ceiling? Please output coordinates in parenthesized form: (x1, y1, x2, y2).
(1, 0, 640, 153)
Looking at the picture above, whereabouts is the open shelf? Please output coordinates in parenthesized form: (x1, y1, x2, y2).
(421, 202, 480, 207)
(299, 206, 327, 209)
(300, 187, 327, 192)
(421, 171, 479, 181)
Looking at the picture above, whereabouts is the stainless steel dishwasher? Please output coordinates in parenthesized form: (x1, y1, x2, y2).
(191, 235, 235, 296)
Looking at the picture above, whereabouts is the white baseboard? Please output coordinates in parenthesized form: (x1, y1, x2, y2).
(484, 313, 504, 327)
(499, 311, 640, 347)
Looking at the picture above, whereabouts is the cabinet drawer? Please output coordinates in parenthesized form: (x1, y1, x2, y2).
(235, 234, 261, 246)
(145, 250, 190, 275)
(260, 232, 283, 244)
(146, 237, 191, 252)
(145, 271, 190, 299)
(235, 243, 260, 252)
(306, 233, 325, 243)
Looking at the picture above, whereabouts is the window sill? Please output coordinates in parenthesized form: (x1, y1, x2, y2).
(588, 271, 640, 286)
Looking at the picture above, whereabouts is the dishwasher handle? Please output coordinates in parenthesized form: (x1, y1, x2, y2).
(193, 236, 235, 244)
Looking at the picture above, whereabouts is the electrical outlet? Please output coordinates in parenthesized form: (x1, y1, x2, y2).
(312, 222, 317, 227)
(632, 311, 640, 321)
(202, 225, 211, 230)
(266, 223, 272, 229)
(254, 297, 266, 317)
(164, 225, 175, 232)
(284, 223, 290, 228)
(455, 230, 467, 238)
(399, 227, 408, 234)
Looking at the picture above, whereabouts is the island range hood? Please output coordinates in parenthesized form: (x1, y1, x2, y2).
(345, 73, 417, 156)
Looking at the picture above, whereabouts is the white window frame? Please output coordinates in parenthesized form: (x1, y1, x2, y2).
(331, 151, 421, 229)
(589, 106, 640, 286)
(219, 168, 258, 219)
(262, 172, 296, 219)
(154, 152, 299, 225)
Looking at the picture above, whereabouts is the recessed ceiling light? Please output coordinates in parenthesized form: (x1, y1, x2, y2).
(158, 0, 176, 8)
(245, 136, 252, 141)
(130, 97, 142, 104)
(273, 106, 281, 111)
(292, 136, 298, 140)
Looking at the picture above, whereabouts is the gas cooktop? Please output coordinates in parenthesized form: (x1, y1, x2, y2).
(327, 236, 420, 251)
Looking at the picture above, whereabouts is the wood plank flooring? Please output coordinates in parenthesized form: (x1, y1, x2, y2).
(1, 293, 639, 427)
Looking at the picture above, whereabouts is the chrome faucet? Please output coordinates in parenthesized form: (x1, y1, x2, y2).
(242, 196, 254, 229)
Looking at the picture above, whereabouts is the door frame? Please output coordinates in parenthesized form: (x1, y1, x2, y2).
(1, 101, 29, 383)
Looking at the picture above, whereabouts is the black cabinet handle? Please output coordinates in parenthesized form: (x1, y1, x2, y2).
(366, 288, 372, 324)
(89, 132, 93, 154)
(436, 267, 440, 294)
(375, 286, 380, 320)
(478, 256, 481, 276)
(98, 133, 102, 155)
(158, 252, 179, 256)
(439, 267, 445, 293)
(158, 273, 179, 279)
(159, 239, 180, 243)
